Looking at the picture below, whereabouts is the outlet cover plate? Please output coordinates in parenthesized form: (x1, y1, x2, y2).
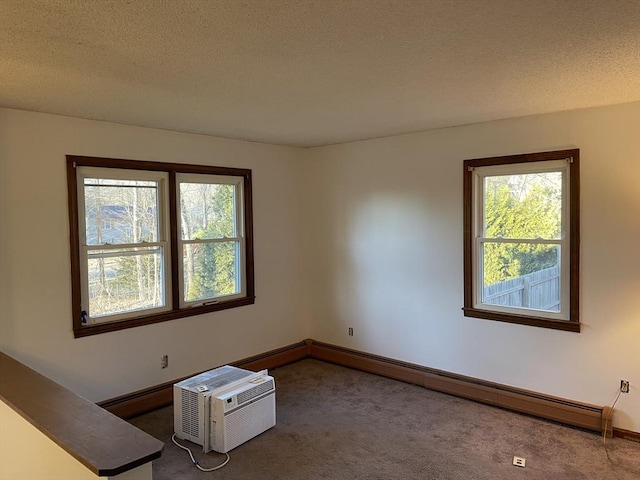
(513, 456, 526, 467)
(621, 380, 630, 393)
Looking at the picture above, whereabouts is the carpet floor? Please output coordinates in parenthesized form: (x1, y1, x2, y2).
(129, 359, 640, 480)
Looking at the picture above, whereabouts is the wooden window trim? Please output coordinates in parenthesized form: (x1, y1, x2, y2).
(67, 155, 255, 338)
(463, 149, 580, 332)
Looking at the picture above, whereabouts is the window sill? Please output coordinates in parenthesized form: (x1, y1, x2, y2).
(462, 307, 580, 332)
(73, 296, 256, 338)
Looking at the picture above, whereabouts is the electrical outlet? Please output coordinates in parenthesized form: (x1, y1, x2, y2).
(620, 380, 630, 393)
(161, 355, 168, 369)
(512, 456, 526, 468)
(348, 327, 353, 336)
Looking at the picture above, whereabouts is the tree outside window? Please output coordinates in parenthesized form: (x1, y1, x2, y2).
(67, 156, 254, 338)
(463, 149, 580, 332)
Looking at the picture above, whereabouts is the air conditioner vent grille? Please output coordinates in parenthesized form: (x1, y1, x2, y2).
(237, 379, 274, 405)
(223, 394, 275, 452)
(181, 389, 199, 437)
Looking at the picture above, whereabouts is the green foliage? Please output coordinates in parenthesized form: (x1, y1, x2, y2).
(111, 254, 158, 298)
(185, 184, 238, 300)
(483, 174, 561, 286)
(188, 243, 236, 300)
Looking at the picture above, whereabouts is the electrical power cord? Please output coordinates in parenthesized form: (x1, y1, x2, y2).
(171, 434, 230, 472)
(601, 390, 640, 475)
(602, 389, 621, 459)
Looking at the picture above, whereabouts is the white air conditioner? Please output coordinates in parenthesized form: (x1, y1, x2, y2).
(173, 365, 276, 453)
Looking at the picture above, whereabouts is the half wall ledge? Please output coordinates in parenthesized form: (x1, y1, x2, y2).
(0, 351, 164, 477)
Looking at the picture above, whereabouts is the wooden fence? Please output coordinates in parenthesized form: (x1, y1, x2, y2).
(483, 265, 560, 312)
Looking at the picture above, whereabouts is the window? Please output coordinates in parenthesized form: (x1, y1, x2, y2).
(177, 174, 245, 307)
(463, 149, 579, 332)
(67, 156, 254, 337)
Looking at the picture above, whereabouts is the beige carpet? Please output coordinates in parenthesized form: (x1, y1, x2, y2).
(130, 359, 640, 479)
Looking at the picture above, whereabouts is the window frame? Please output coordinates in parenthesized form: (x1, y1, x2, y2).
(67, 155, 255, 338)
(77, 167, 172, 323)
(463, 149, 580, 332)
(176, 173, 247, 308)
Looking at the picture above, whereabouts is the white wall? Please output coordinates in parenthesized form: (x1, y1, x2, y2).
(303, 102, 640, 432)
(0, 109, 309, 402)
(1, 104, 639, 433)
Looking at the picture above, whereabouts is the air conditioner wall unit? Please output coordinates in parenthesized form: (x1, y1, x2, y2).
(173, 365, 276, 453)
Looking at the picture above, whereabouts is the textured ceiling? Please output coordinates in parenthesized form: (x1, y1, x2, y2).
(1, 0, 639, 147)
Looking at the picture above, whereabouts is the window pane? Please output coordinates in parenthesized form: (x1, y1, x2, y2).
(183, 242, 238, 302)
(482, 242, 560, 312)
(180, 183, 236, 240)
(483, 172, 562, 239)
(84, 179, 159, 245)
(87, 247, 165, 318)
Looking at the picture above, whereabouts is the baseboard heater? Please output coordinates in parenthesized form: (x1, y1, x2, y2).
(173, 365, 276, 453)
(307, 340, 605, 433)
(101, 339, 635, 440)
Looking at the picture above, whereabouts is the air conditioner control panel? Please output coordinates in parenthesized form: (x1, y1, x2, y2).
(223, 395, 238, 411)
